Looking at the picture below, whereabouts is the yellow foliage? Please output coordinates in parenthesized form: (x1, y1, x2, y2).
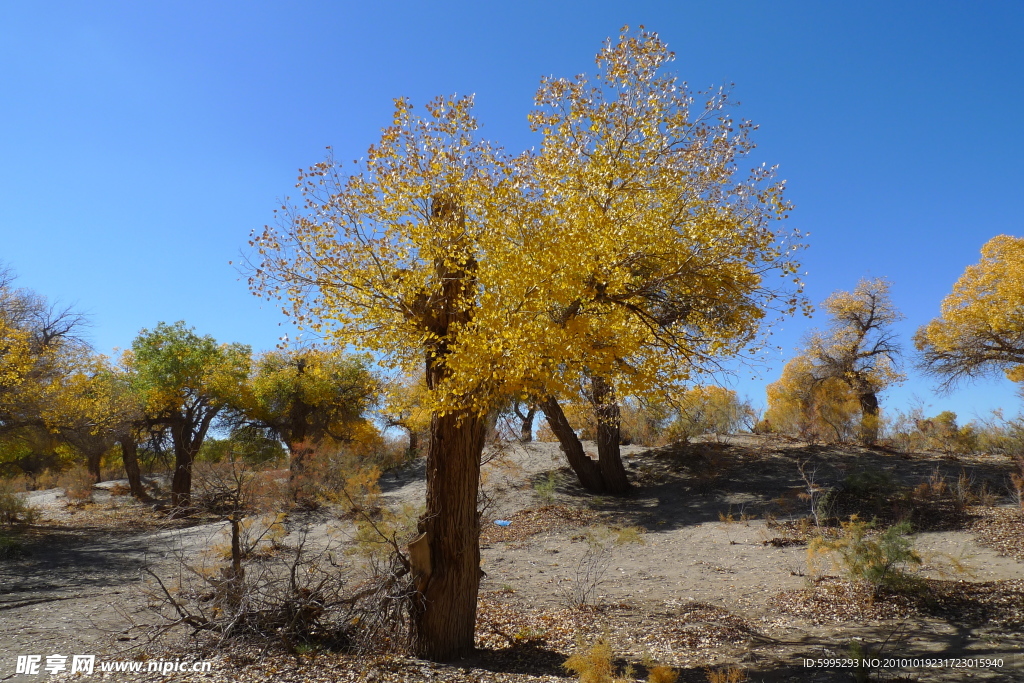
(915, 235, 1024, 388)
(668, 385, 744, 441)
(765, 357, 860, 442)
(766, 279, 903, 444)
(247, 27, 805, 418)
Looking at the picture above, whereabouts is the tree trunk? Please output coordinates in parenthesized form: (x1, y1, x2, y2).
(287, 441, 315, 502)
(858, 391, 880, 445)
(169, 410, 217, 508)
(407, 428, 420, 458)
(411, 408, 486, 661)
(483, 409, 499, 443)
(170, 439, 193, 508)
(517, 404, 536, 443)
(539, 396, 605, 492)
(119, 436, 147, 500)
(86, 449, 103, 484)
(409, 191, 487, 661)
(591, 377, 631, 494)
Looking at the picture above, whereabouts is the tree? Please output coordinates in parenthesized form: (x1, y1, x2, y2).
(773, 279, 903, 445)
(522, 27, 803, 491)
(511, 398, 538, 442)
(41, 355, 147, 495)
(670, 385, 746, 441)
(915, 235, 1024, 390)
(765, 355, 861, 442)
(248, 28, 803, 660)
(128, 322, 250, 507)
(380, 372, 431, 457)
(0, 267, 89, 437)
(241, 347, 379, 495)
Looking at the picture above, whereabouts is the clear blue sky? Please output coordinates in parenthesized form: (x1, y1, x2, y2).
(2, 1, 1022, 422)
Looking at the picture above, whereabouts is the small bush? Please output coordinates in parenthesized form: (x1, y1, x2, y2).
(534, 471, 558, 504)
(808, 517, 922, 594)
(60, 467, 95, 503)
(559, 526, 645, 609)
(648, 663, 680, 683)
(705, 667, 746, 683)
(563, 638, 616, 683)
(0, 491, 38, 526)
(843, 469, 896, 499)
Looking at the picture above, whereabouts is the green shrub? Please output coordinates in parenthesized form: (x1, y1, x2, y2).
(809, 517, 922, 593)
(534, 471, 558, 504)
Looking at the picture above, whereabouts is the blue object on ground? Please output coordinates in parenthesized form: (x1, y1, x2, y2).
(494, 520, 512, 527)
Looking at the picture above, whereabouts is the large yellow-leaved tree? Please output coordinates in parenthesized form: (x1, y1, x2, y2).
(915, 235, 1024, 390)
(248, 27, 803, 660)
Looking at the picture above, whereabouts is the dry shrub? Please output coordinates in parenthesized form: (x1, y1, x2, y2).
(0, 487, 38, 526)
(563, 638, 615, 683)
(951, 469, 998, 511)
(203, 512, 287, 563)
(1011, 457, 1024, 509)
(705, 667, 746, 683)
(648, 664, 680, 683)
(144, 456, 421, 655)
(60, 466, 95, 503)
(288, 436, 403, 506)
(145, 527, 359, 652)
(559, 525, 645, 609)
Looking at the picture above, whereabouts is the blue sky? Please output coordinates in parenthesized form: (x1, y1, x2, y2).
(2, 1, 1022, 421)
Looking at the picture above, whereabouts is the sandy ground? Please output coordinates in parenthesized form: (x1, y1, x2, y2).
(2, 436, 1023, 682)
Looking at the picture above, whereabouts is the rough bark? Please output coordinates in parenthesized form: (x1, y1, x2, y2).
(539, 396, 605, 493)
(407, 428, 420, 457)
(118, 436, 147, 500)
(286, 441, 315, 501)
(590, 377, 631, 494)
(86, 449, 103, 484)
(412, 408, 486, 660)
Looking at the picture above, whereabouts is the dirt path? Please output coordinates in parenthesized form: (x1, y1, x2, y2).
(2, 438, 1023, 682)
